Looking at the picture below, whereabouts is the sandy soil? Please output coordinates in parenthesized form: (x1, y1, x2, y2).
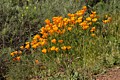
(96, 66, 120, 80)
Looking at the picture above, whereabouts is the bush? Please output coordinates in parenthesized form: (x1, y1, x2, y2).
(0, 0, 120, 79)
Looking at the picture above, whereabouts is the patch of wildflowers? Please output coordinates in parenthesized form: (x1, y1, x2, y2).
(10, 5, 112, 62)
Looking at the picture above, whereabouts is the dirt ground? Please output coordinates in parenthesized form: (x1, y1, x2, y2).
(95, 66, 120, 80)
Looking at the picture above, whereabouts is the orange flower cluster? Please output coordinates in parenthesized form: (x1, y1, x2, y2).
(80, 11, 98, 30)
(10, 51, 22, 61)
(10, 6, 111, 61)
(102, 15, 112, 24)
(61, 46, 71, 50)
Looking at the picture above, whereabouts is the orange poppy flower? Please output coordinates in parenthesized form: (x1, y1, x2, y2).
(66, 46, 71, 50)
(33, 34, 40, 40)
(91, 33, 96, 37)
(45, 19, 50, 24)
(80, 21, 87, 26)
(16, 56, 20, 61)
(68, 27, 72, 31)
(49, 29, 54, 35)
(91, 11, 96, 14)
(82, 6, 87, 11)
(35, 59, 39, 64)
(58, 40, 63, 43)
(13, 58, 16, 61)
(51, 39, 56, 44)
(82, 25, 89, 30)
(75, 19, 82, 23)
(14, 51, 18, 54)
(25, 44, 30, 49)
(90, 27, 96, 32)
(102, 20, 108, 24)
(42, 48, 47, 54)
(42, 33, 48, 38)
(90, 14, 96, 18)
(10, 52, 14, 57)
(20, 46, 24, 50)
(92, 18, 97, 22)
(32, 44, 37, 49)
(53, 26, 58, 31)
(51, 46, 56, 51)
(55, 47, 59, 52)
(25, 42, 30, 44)
(61, 46, 67, 50)
(86, 17, 91, 21)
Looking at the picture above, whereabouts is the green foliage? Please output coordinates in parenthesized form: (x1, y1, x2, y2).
(0, 0, 120, 80)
